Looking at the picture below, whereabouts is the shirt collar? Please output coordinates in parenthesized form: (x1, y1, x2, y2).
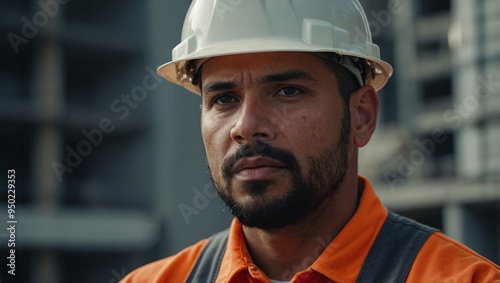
(217, 175, 388, 283)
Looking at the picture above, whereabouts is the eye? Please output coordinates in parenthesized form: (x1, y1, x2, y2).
(277, 86, 303, 96)
(214, 94, 238, 105)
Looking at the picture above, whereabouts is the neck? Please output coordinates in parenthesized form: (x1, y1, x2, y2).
(242, 176, 361, 281)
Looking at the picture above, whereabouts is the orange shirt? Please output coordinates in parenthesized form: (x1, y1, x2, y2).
(121, 176, 499, 282)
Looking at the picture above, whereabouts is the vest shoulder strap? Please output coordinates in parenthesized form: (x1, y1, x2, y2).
(186, 211, 437, 283)
(356, 211, 438, 283)
(185, 229, 229, 283)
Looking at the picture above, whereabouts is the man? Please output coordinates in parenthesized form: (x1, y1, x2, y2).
(122, 0, 499, 282)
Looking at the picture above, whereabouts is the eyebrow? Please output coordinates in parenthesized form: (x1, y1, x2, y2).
(202, 81, 237, 95)
(258, 70, 319, 85)
(202, 70, 318, 95)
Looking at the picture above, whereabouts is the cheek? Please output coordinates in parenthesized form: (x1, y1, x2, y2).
(286, 111, 344, 173)
(201, 116, 229, 172)
(273, 105, 312, 135)
(285, 107, 337, 146)
(201, 110, 222, 144)
(201, 119, 214, 149)
(309, 115, 337, 144)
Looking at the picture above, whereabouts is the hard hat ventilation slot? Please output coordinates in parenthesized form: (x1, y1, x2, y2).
(302, 19, 350, 49)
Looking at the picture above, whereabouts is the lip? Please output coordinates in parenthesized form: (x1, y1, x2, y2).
(231, 157, 287, 181)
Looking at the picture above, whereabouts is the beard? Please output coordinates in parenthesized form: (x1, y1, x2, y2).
(209, 112, 351, 230)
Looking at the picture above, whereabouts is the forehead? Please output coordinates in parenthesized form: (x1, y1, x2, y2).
(200, 52, 334, 86)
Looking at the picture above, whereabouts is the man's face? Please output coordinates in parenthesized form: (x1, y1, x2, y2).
(200, 52, 353, 230)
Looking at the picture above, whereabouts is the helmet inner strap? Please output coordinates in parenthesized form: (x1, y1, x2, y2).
(312, 52, 365, 87)
(187, 52, 366, 87)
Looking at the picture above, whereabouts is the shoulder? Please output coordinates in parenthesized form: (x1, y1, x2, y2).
(408, 231, 499, 282)
(120, 238, 210, 283)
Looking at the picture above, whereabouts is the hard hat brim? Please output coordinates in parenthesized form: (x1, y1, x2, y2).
(157, 39, 393, 95)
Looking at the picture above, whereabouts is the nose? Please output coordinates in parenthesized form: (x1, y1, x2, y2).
(230, 97, 277, 145)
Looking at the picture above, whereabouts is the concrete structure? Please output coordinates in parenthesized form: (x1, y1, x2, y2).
(0, 1, 230, 282)
(359, 0, 500, 264)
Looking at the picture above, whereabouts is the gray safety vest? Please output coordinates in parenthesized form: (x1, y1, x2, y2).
(186, 211, 437, 283)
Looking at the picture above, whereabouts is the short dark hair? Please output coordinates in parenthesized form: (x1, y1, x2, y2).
(317, 57, 363, 109)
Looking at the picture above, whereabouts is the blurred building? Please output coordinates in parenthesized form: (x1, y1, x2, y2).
(0, 1, 498, 282)
(1, 1, 231, 283)
(359, 0, 500, 263)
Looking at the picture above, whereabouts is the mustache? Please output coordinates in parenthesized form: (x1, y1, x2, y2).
(222, 142, 300, 179)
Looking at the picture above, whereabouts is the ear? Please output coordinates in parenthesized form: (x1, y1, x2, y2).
(350, 85, 379, 147)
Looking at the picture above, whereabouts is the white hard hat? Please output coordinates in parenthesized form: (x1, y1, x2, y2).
(158, 0, 393, 94)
